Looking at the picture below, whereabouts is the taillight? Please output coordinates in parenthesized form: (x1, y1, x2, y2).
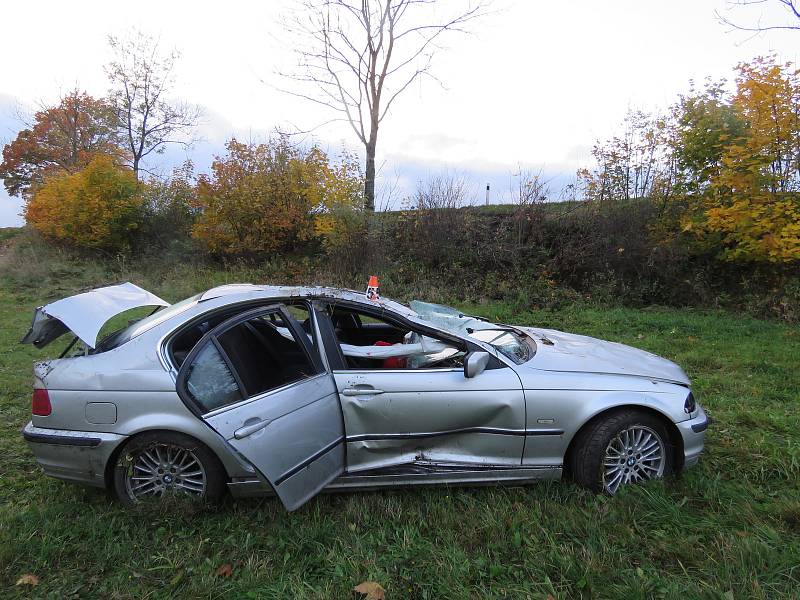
(32, 388, 51, 416)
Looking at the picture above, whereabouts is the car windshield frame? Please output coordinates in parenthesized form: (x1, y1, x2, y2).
(408, 300, 534, 365)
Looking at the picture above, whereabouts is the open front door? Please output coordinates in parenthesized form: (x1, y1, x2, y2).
(176, 304, 344, 511)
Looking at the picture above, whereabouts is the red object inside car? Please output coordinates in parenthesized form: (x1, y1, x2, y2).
(374, 341, 407, 369)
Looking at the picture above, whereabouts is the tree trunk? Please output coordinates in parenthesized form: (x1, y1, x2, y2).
(364, 138, 376, 211)
(132, 156, 140, 182)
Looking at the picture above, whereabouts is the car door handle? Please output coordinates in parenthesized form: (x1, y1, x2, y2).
(341, 387, 384, 396)
(234, 419, 271, 439)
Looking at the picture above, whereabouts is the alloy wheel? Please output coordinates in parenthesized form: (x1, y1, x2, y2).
(124, 442, 207, 500)
(602, 425, 666, 494)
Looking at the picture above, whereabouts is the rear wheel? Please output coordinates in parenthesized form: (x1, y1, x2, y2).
(113, 431, 227, 505)
(570, 409, 673, 494)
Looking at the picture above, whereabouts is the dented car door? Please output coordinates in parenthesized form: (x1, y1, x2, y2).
(335, 369, 527, 472)
(315, 305, 526, 472)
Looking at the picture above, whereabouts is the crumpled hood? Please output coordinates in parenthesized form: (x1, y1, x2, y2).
(518, 327, 690, 385)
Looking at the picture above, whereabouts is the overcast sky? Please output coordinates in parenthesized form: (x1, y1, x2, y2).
(1, 0, 798, 226)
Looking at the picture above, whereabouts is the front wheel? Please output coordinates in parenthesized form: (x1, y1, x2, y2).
(113, 431, 227, 505)
(570, 410, 673, 494)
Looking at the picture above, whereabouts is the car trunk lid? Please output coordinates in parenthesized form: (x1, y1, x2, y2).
(21, 282, 169, 349)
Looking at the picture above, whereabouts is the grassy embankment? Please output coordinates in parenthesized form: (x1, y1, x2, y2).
(0, 228, 798, 598)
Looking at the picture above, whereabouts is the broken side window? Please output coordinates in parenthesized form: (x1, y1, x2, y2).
(328, 306, 465, 370)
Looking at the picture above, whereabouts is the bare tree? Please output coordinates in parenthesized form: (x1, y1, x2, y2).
(105, 30, 199, 180)
(282, 0, 489, 211)
(577, 110, 673, 203)
(406, 173, 469, 264)
(717, 0, 800, 33)
(511, 167, 549, 207)
(510, 167, 550, 247)
(412, 173, 467, 210)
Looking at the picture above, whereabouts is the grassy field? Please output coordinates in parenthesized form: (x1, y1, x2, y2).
(1, 238, 799, 598)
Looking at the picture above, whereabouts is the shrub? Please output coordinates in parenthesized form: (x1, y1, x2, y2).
(136, 161, 198, 251)
(24, 155, 142, 252)
(192, 137, 363, 257)
(310, 148, 366, 263)
(399, 175, 472, 267)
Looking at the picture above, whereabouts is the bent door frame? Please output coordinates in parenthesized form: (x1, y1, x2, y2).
(175, 303, 346, 510)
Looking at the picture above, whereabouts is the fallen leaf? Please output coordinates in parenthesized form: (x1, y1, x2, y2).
(16, 574, 39, 587)
(216, 563, 233, 578)
(354, 581, 385, 599)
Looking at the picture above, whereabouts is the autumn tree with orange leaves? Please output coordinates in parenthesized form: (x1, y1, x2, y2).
(675, 57, 800, 262)
(192, 136, 363, 256)
(583, 56, 799, 264)
(0, 90, 123, 198)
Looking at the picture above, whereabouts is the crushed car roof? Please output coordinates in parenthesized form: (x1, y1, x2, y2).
(198, 284, 417, 317)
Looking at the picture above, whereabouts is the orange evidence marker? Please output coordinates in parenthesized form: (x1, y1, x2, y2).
(365, 275, 380, 301)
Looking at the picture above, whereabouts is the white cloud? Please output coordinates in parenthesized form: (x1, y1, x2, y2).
(1, 0, 798, 224)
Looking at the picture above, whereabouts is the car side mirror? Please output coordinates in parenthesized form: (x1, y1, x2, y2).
(464, 351, 490, 378)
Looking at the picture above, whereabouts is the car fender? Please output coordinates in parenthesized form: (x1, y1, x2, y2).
(113, 409, 255, 480)
(522, 387, 686, 467)
(574, 389, 684, 429)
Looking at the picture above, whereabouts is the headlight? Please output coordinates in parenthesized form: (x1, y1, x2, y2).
(684, 391, 696, 414)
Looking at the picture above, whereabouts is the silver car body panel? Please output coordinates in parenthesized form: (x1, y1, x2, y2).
(21, 282, 168, 349)
(205, 374, 345, 510)
(333, 366, 529, 472)
(179, 303, 346, 511)
(22, 422, 126, 487)
(31, 332, 256, 480)
(227, 465, 561, 498)
(677, 405, 708, 467)
(520, 327, 691, 385)
(22, 283, 707, 505)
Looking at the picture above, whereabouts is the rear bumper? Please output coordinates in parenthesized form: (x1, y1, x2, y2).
(22, 422, 127, 488)
(676, 406, 710, 470)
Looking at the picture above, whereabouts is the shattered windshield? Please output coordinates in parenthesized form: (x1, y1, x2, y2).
(409, 301, 534, 364)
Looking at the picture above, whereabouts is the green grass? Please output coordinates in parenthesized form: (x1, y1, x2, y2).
(1, 236, 799, 598)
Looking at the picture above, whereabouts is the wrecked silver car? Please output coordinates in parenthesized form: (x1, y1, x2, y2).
(21, 283, 709, 510)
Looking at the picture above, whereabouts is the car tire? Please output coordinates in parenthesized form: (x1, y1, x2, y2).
(112, 431, 227, 505)
(570, 409, 673, 494)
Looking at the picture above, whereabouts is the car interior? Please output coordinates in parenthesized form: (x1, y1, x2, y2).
(215, 313, 317, 398)
(178, 306, 320, 410)
(172, 301, 465, 383)
(171, 302, 313, 368)
(327, 305, 465, 370)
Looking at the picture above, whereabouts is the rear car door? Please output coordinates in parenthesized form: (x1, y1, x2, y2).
(176, 304, 344, 511)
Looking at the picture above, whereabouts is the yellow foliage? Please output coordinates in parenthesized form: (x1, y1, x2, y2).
(312, 149, 366, 251)
(678, 56, 800, 263)
(25, 155, 142, 251)
(192, 138, 363, 256)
